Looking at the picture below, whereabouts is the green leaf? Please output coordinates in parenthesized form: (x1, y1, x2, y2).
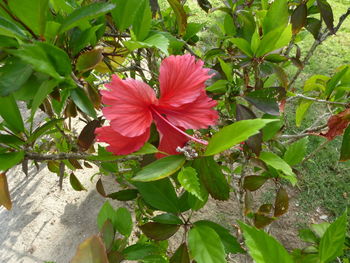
(70, 88, 97, 119)
(124, 33, 170, 55)
(243, 176, 268, 191)
(132, 0, 152, 41)
(132, 155, 185, 182)
(205, 119, 277, 156)
(170, 243, 190, 263)
(230, 38, 253, 57)
(193, 157, 229, 201)
(263, 0, 289, 34)
(218, 58, 232, 81)
(97, 201, 115, 230)
(319, 210, 347, 263)
(0, 151, 25, 171)
(188, 225, 226, 263)
(283, 137, 308, 166)
(76, 49, 103, 74)
(69, 173, 86, 191)
(317, 0, 334, 33)
(0, 135, 24, 147)
(71, 235, 108, 263)
(152, 213, 183, 225)
(324, 66, 349, 98)
(30, 79, 58, 120)
(134, 178, 180, 213)
(140, 222, 179, 241)
(239, 222, 294, 263)
(134, 143, 158, 155)
(100, 220, 115, 251)
(167, 0, 187, 35)
(12, 42, 71, 79)
(115, 207, 133, 237)
(298, 228, 318, 244)
(123, 244, 160, 260)
(340, 126, 350, 161)
(262, 115, 283, 142)
(194, 220, 244, 254)
(206, 80, 228, 93)
(107, 189, 138, 201)
(296, 99, 313, 127)
(28, 118, 63, 144)
(0, 57, 32, 97)
(0, 16, 27, 39)
(59, 2, 115, 33)
(111, 0, 142, 32)
(259, 152, 296, 184)
(0, 94, 25, 133)
(8, 0, 49, 35)
(178, 167, 202, 200)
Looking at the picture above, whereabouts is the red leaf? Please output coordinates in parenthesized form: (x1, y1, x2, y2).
(321, 108, 350, 140)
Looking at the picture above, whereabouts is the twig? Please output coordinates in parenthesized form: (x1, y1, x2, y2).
(288, 8, 350, 89)
(302, 139, 330, 164)
(287, 94, 348, 106)
(24, 152, 141, 162)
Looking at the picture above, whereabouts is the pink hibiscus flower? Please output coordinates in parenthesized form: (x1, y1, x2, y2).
(95, 54, 218, 158)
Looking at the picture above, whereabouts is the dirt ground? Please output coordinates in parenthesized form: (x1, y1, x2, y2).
(1, 160, 322, 263)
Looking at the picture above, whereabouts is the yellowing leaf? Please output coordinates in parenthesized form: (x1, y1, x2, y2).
(0, 173, 12, 210)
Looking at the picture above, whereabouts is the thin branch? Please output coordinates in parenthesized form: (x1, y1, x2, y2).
(287, 94, 348, 106)
(302, 139, 330, 164)
(0, 2, 38, 40)
(25, 152, 141, 162)
(288, 8, 350, 89)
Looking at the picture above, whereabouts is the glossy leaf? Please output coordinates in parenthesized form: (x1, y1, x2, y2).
(178, 167, 202, 200)
(0, 16, 27, 39)
(193, 157, 229, 201)
(140, 222, 179, 241)
(97, 201, 115, 230)
(76, 49, 103, 73)
(340, 126, 350, 161)
(283, 137, 308, 166)
(30, 79, 58, 120)
(101, 220, 115, 252)
(115, 207, 133, 237)
(70, 88, 97, 119)
(134, 178, 180, 213)
(0, 57, 32, 97)
(0, 173, 12, 210)
(59, 2, 116, 33)
(188, 225, 226, 263)
(12, 42, 71, 79)
(71, 235, 108, 263)
(317, 0, 334, 33)
(69, 173, 86, 191)
(263, 0, 289, 34)
(259, 152, 296, 181)
(243, 176, 268, 191)
(8, 0, 49, 35)
(134, 143, 159, 155)
(107, 189, 138, 201)
(0, 94, 25, 133)
(77, 120, 101, 151)
(230, 38, 253, 57)
(170, 243, 190, 263)
(111, 0, 142, 32)
(197, 0, 212, 13)
(205, 119, 276, 156)
(132, 0, 152, 41)
(324, 66, 349, 98)
(0, 151, 25, 171)
(194, 220, 244, 254)
(124, 33, 170, 55)
(291, 4, 308, 34)
(319, 210, 347, 262)
(152, 213, 183, 225)
(167, 0, 187, 35)
(306, 18, 322, 39)
(132, 155, 185, 182)
(122, 244, 160, 260)
(274, 187, 289, 217)
(28, 118, 63, 144)
(296, 99, 313, 127)
(239, 222, 294, 263)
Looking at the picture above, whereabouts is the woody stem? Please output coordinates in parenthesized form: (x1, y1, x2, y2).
(151, 107, 208, 146)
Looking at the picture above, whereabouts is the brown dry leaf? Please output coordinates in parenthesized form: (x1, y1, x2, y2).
(71, 235, 108, 263)
(321, 108, 350, 140)
(0, 173, 12, 210)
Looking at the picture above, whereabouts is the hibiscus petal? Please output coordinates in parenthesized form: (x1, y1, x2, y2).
(157, 92, 218, 130)
(159, 54, 212, 107)
(101, 75, 157, 137)
(95, 126, 150, 155)
(152, 112, 189, 159)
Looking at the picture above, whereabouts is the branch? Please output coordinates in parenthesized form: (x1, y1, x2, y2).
(288, 8, 350, 89)
(287, 94, 348, 106)
(25, 152, 141, 162)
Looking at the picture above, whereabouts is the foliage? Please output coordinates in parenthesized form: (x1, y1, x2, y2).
(0, 0, 349, 262)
